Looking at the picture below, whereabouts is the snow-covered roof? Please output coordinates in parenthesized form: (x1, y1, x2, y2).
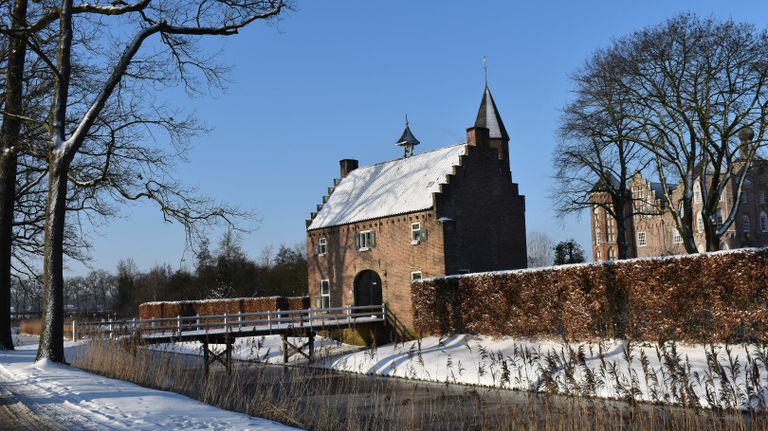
(308, 144, 467, 230)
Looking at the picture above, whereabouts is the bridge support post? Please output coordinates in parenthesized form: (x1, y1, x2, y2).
(202, 339, 233, 375)
(203, 341, 210, 375)
(281, 331, 316, 364)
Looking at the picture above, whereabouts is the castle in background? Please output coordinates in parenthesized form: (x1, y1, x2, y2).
(305, 86, 527, 335)
(590, 131, 768, 260)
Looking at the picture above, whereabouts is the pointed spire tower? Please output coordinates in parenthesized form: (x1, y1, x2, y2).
(396, 114, 420, 158)
(473, 85, 510, 161)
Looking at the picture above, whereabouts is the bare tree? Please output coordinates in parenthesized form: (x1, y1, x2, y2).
(554, 60, 652, 259)
(602, 14, 768, 252)
(0, 0, 30, 349)
(29, 0, 288, 362)
(526, 231, 554, 267)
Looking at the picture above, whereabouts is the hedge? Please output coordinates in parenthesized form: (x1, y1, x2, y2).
(139, 296, 310, 329)
(412, 248, 768, 343)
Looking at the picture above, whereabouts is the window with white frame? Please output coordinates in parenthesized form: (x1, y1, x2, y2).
(743, 214, 751, 232)
(760, 191, 766, 205)
(410, 271, 422, 281)
(637, 232, 647, 247)
(317, 237, 327, 256)
(356, 230, 375, 251)
(411, 222, 428, 243)
(319, 279, 330, 309)
(697, 214, 704, 233)
(596, 249, 602, 260)
(760, 211, 768, 233)
(672, 228, 682, 244)
(607, 248, 615, 260)
(411, 222, 421, 243)
(694, 185, 702, 204)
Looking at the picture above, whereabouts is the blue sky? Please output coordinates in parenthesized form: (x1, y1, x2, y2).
(72, 0, 765, 274)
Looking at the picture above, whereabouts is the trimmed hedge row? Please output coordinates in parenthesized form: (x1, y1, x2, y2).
(139, 296, 310, 330)
(412, 248, 768, 343)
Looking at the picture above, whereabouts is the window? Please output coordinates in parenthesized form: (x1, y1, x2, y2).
(606, 218, 615, 242)
(411, 223, 428, 244)
(637, 232, 647, 247)
(411, 223, 421, 243)
(715, 209, 724, 229)
(410, 271, 422, 281)
(319, 280, 330, 309)
(596, 249, 602, 260)
(740, 192, 748, 204)
(672, 228, 682, 244)
(743, 214, 751, 232)
(317, 237, 327, 256)
(760, 211, 768, 233)
(356, 230, 375, 251)
(694, 186, 702, 204)
(607, 249, 615, 260)
(760, 191, 766, 205)
(697, 214, 704, 233)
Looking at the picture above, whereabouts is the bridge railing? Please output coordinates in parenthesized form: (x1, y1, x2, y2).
(139, 304, 386, 337)
(68, 318, 141, 340)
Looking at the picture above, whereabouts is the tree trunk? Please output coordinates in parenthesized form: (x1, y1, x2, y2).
(0, 0, 29, 350)
(0, 156, 17, 349)
(37, 157, 69, 362)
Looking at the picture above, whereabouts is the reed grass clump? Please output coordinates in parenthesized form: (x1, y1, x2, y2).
(71, 336, 767, 430)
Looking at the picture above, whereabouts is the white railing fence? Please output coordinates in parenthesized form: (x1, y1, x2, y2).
(70, 304, 387, 339)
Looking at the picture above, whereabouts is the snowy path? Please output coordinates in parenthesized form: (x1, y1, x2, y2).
(0, 337, 299, 430)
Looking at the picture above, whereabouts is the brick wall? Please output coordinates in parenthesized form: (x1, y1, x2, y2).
(412, 248, 768, 343)
(307, 209, 445, 335)
(436, 138, 527, 273)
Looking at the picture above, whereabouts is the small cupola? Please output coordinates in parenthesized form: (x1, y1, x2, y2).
(396, 114, 420, 158)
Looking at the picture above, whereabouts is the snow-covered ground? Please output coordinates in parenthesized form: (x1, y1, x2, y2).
(155, 333, 768, 410)
(0, 336, 298, 430)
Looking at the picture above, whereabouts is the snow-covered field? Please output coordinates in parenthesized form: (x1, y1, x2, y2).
(0, 336, 298, 430)
(155, 333, 768, 410)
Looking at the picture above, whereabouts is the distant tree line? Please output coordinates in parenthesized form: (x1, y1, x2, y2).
(527, 231, 586, 267)
(11, 234, 307, 318)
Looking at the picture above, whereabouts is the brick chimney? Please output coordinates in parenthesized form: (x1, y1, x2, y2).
(339, 159, 359, 178)
(466, 126, 490, 148)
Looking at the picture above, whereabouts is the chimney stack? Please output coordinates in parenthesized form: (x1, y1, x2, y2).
(339, 159, 359, 178)
(466, 126, 490, 148)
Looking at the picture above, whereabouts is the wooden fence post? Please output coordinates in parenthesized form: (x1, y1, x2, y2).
(72, 320, 76, 341)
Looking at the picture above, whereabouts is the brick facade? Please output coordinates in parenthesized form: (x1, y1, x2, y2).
(306, 88, 527, 337)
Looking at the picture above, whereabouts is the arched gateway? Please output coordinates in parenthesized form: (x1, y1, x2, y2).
(354, 270, 382, 307)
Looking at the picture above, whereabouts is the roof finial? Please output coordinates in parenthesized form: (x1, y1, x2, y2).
(396, 114, 420, 158)
(482, 56, 488, 88)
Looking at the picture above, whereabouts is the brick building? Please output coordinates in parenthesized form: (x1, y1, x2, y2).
(590, 135, 768, 260)
(305, 87, 527, 335)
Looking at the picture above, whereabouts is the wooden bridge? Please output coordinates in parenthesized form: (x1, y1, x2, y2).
(76, 304, 387, 373)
